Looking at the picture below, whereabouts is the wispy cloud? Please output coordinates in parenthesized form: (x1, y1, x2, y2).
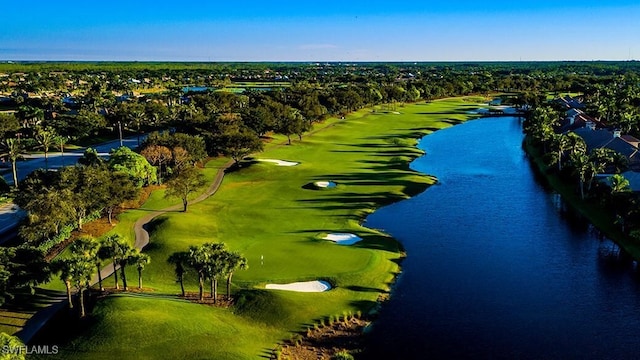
(298, 44, 338, 50)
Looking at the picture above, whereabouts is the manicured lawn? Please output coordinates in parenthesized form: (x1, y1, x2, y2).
(33, 98, 483, 359)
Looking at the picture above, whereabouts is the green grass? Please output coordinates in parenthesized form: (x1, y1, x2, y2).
(33, 98, 483, 359)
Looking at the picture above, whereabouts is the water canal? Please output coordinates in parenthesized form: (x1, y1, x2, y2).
(364, 116, 640, 359)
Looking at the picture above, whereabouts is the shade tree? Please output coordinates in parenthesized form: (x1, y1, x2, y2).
(164, 166, 206, 212)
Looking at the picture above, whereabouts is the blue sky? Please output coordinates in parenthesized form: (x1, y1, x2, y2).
(1, 1, 639, 61)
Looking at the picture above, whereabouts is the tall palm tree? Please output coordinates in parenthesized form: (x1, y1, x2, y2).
(101, 234, 126, 290)
(70, 258, 94, 318)
(128, 107, 146, 147)
(566, 133, 587, 158)
(118, 245, 136, 291)
(202, 243, 225, 301)
(132, 252, 150, 289)
(52, 259, 74, 309)
(223, 251, 248, 301)
(168, 251, 188, 297)
(551, 134, 571, 171)
(70, 236, 103, 291)
(34, 127, 57, 169)
(1, 138, 23, 188)
(570, 152, 590, 199)
(188, 245, 209, 301)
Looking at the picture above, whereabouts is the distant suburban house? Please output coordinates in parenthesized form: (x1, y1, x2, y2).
(572, 127, 640, 170)
(559, 109, 600, 132)
(572, 127, 615, 152)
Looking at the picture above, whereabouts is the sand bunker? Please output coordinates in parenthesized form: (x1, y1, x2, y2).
(314, 181, 337, 188)
(266, 280, 331, 292)
(323, 233, 362, 245)
(259, 159, 300, 166)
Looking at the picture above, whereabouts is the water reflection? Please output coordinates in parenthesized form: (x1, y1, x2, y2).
(364, 117, 640, 359)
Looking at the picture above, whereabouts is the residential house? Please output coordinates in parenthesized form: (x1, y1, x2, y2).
(572, 127, 640, 170)
(559, 109, 601, 132)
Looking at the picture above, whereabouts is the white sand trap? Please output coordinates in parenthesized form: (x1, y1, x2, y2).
(323, 233, 362, 245)
(392, 111, 401, 114)
(314, 181, 337, 188)
(259, 159, 300, 166)
(266, 280, 331, 292)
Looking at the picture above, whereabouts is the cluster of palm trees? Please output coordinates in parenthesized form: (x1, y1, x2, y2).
(52, 234, 149, 317)
(585, 77, 640, 134)
(0, 125, 63, 189)
(526, 105, 631, 199)
(169, 243, 247, 302)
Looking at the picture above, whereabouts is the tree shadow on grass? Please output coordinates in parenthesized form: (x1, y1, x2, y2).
(2, 288, 66, 313)
(226, 159, 258, 173)
(259, 348, 275, 359)
(345, 285, 387, 294)
(143, 216, 169, 236)
(352, 234, 404, 253)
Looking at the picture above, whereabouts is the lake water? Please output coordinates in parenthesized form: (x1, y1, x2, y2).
(363, 117, 640, 359)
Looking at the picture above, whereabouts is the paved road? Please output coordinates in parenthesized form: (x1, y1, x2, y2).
(3, 136, 143, 186)
(0, 203, 26, 235)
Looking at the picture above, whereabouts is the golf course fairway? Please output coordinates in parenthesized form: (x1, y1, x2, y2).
(35, 98, 483, 359)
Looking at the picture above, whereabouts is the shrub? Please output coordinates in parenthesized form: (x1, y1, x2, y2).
(332, 350, 354, 360)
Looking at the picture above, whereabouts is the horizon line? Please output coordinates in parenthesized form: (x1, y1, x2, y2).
(1, 59, 638, 64)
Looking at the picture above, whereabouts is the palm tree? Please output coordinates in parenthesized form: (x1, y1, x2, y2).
(96, 243, 112, 291)
(70, 235, 106, 292)
(587, 148, 611, 191)
(570, 152, 590, 199)
(608, 174, 631, 195)
(34, 127, 58, 169)
(118, 246, 136, 291)
(52, 259, 74, 309)
(188, 245, 209, 301)
(168, 251, 188, 297)
(132, 252, 150, 289)
(566, 132, 587, 158)
(202, 243, 225, 301)
(223, 251, 248, 301)
(617, 110, 638, 134)
(70, 258, 94, 317)
(551, 134, 571, 171)
(101, 234, 126, 290)
(1, 138, 23, 188)
(128, 107, 146, 147)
